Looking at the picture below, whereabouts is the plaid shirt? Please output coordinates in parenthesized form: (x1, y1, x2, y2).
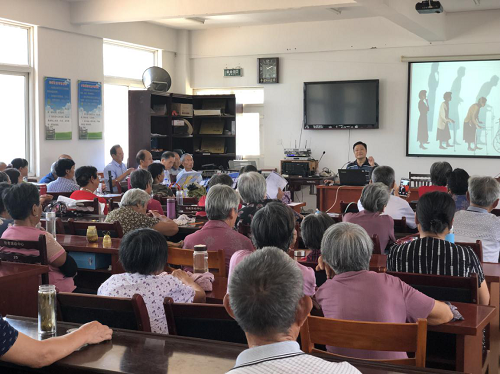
(47, 177, 79, 193)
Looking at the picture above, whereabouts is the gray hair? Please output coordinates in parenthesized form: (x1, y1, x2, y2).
(468, 176, 500, 207)
(180, 153, 193, 163)
(130, 169, 153, 191)
(360, 182, 389, 213)
(321, 222, 373, 274)
(238, 171, 266, 204)
(206, 184, 240, 220)
(371, 166, 395, 189)
(120, 188, 151, 208)
(228, 247, 303, 337)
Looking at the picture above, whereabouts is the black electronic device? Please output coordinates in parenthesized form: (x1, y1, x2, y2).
(338, 169, 370, 186)
(415, 1, 443, 14)
(398, 178, 410, 197)
(281, 160, 318, 177)
(304, 80, 379, 130)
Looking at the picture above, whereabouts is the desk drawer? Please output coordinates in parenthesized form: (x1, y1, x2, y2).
(68, 252, 111, 270)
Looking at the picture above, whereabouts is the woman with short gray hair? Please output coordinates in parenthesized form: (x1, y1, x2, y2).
(183, 185, 254, 271)
(105, 188, 178, 236)
(343, 183, 395, 253)
(235, 171, 273, 229)
(316, 222, 453, 360)
(130, 169, 165, 215)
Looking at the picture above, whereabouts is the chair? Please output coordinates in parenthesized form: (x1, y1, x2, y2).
(74, 198, 100, 215)
(408, 173, 431, 188)
(386, 271, 479, 304)
(300, 315, 427, 367)
(371, 234, 381, 255)
(40, 217, 66, 235)
(340, 201, 359, 215)
(57, 292, 151, 332)
(393, 217, 407, 234)
(166, 246, 227, 277)
(67, 219, 124, 238)
(0, 234, 49, 284)
(456, 240, 483, 263)
(177, 204, 205, 217)
(163, 298, 246, 344)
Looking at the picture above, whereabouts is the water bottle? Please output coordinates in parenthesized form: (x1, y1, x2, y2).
(176, 189, 183, 205)
(193, 244, 208, 274)
(166, 198, 176, 219)
(38, 284, 56, 336)
(445, 226, 455, 243)
(45, 211, 57, 238)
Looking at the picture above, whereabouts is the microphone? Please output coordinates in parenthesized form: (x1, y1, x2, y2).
(318, 151, 326, 164)
(108, 171, 113, 192)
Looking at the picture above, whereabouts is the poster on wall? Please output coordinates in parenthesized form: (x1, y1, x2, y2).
(44, 77, 72, 140)
(78, 80, 103, 139)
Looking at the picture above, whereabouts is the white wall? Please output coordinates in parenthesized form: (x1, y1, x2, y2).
(189, 12, 500, 208)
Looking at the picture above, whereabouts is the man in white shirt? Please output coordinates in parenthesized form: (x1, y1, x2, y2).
(357, 165, 416, 229)
(103, 145, 134, 192)
(454, 176, 500, 263)
(160, 151, 175, 186)
(224, 247, 359, 374)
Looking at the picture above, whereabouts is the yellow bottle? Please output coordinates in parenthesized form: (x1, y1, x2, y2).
(86, 226, 98, 243)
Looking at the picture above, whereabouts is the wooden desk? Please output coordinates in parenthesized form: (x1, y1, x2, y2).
(0, 263, 49, 318)
(288, 202, 306, 214)
(57, 234, 123, 274)
(286, 176, 324, 201)
(206, 277, 227, 304)
(2, 316, 462, 374)
(297, 252, 387, 273)
(317, 185, 418, 213)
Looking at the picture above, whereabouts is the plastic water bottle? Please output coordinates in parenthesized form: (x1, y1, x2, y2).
(45, 211, 57, 238)
(193, 244, 208, 274)
(176, 189, 183, 205)
(445, 226, 455, 243)
(38, 284, 56, 336)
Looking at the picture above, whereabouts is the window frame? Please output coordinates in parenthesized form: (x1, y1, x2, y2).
(0, 19, 34, 174)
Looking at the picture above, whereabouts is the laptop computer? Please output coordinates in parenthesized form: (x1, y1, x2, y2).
(338, 169, 370, 186)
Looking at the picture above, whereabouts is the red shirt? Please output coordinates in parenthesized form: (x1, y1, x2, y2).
(418, 185, 448, 197)
(148, 198, 164, 215)
(70, 190, 108, 214)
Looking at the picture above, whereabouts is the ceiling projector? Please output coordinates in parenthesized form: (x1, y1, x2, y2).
(416, 0, 443, 14)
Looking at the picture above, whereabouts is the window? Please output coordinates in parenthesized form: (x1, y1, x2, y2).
(193, 87, 263, 157)
(0, 20, 31, 167)
(103, 40, 160, 164)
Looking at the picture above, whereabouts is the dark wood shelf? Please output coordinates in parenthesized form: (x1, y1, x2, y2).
(172, 116, 193, 120)
(151, 113, 169, 117)
(194, 153, 236, 158)
(193, 134, 235, 138)
(172, 135, 193, 138)
(193, 115, 235, 119)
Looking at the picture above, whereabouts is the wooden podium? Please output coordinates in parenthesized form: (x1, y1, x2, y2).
(317, 185, 419, 213)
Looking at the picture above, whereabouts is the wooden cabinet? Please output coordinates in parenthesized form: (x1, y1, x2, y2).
(128, 91, 236, 170)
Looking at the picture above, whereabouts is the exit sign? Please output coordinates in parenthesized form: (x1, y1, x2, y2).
(224, 68, 243, 77)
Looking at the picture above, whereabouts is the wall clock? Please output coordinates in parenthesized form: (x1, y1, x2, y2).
(258, 57, 279, 84)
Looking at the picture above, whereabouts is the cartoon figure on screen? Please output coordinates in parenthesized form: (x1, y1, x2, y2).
(475, 75, 499, 145)
(463, 97, 487, 152)
(427, 63, 439, 132)
(417, 90, 430, 149)
(436, 92, 455, 150)
(449, 66, 465, 146)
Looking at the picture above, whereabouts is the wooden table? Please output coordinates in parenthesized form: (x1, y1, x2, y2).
(57, 234, 123, 274)
(288, 202, 306, 214)
(206, 277, 227, 304)
(0, 263, 49, 318)
(317, 185, 419, 213)
(2, 316, 462, 374)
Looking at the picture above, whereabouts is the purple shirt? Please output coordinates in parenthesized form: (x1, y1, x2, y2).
(343, 210, 396, 253)
(183, 220, 254, 271)
(316, 270, 434, 360)
(228, 249, 316, 296)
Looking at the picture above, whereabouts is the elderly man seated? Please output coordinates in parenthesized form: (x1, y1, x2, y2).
(183, 185, 254, 271)
(454, 176, 500, 263)
(357, 166, 416, 229)
(316, 222, 453, 360)
(224, 247, 360, 374)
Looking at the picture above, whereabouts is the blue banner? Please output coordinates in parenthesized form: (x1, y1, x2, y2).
(44, 77, 72, 140)
(78, 80, 103, 140)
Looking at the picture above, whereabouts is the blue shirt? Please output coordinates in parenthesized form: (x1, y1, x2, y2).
(39, 171, 56, 184)
(0, 316, 18, 357)
(47, 177, 79, 193)
(103, 160, 128, 192)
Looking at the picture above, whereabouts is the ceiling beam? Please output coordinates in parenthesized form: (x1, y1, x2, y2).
(354, 0, 447, 41)
(70, 0, 357, 25)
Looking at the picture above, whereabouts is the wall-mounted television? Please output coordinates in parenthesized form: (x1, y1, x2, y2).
(303, 79, 379, 129)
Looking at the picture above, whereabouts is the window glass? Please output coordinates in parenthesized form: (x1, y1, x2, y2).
(103, 42, 156, 80)
(0, 22, 29, 65)
(103, 84, 129, 164)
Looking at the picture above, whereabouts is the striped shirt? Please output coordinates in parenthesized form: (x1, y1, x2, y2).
(387, 237, 485, 285)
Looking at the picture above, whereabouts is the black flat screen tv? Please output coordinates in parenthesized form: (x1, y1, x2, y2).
(304, 79, 379, 129)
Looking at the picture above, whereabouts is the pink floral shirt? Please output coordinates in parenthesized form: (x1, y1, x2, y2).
(98, 272, 195, 334)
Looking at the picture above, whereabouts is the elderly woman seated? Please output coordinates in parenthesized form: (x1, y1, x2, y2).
(0, 183, 13, 236)
(0, 183, 77, 292)
(4, 168, 22, 185)
(98, 228, 205, 334)
(183, 185, 253, 271)
(148, 163, 173, 198)
(453, 176, 500, 263)
(447, 168, 470, 212)
(418, 161, 452, 196)
(235, 171, 273, 229)
(196, 173, 238, 218)
(47, 158, 79, 193)
(130, 169, 164, 215)
(388, 191, 489, 304)
(229, 202, 316, 296)
(70, 166, 108, 214)
(105, 188, 178, 236)
(343, 182, 396, 253)
(316, 222, 453, 360)
(301, 212, 335, 262)
(10, 158, 28, 182)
